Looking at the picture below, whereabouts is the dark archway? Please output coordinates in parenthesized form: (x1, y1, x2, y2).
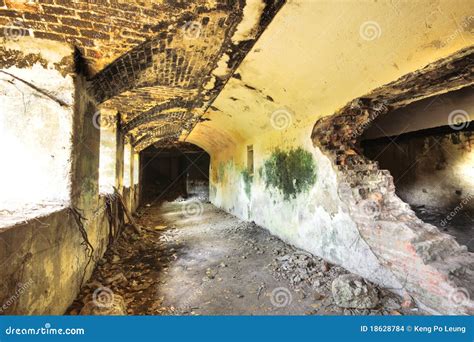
(139, 143, 210, 204)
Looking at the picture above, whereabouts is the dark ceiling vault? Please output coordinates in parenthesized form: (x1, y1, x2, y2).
(86, 0, 285, 151)
(0, 0, 285, 151)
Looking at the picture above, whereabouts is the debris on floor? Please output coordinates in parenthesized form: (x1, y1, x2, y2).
(331, 274, 379, 309)
(67, 199, 420, 316)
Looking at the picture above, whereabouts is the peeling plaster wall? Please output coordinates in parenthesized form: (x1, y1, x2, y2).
(190, 0, 474, 315)
(0, 39, 119, 314)
(0, 59, 73, 213)
(98, 112, 117, 194)
(0, 74, 112, 315)
(209, 125, 403, 291)
(0, 200, 112, 315)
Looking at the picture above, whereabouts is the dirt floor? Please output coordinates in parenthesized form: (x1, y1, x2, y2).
(68, 198, 421, 316)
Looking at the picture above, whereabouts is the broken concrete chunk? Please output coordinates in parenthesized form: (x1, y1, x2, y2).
(331, 274, 379, 309)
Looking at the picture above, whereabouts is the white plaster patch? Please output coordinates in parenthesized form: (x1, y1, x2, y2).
(0, 63, 73, 212)
(231, 0, 265, 43)
(4, 37, 72, 66)
(212, 54, 230, 77)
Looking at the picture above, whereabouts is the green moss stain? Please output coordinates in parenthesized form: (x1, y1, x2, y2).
(263, 147, 316, 200)
(241, 169, 253, 198)
(217, 162, 225, 183)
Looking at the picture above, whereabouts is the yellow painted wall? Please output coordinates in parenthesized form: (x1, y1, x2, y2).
(185, 0, 474, 309)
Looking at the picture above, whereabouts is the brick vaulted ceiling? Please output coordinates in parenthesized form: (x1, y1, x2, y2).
(0, 0, 285, 151)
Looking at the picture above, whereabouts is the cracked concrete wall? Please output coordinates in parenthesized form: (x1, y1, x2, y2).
(208, 126, 403, 293)
(190, 0, 474, 315)
(0, 75, 112, 314)
(0, 39, 122, 314)
(0, 39, 73, 213)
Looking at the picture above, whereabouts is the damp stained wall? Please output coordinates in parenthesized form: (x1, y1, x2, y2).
(188, 0, 474, 306)
(0, 38, 74, 214)
(0, 35, 130, 314)
(206, 126, 403, 290)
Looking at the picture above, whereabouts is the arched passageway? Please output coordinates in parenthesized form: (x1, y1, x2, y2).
(0, 0, 472, 316)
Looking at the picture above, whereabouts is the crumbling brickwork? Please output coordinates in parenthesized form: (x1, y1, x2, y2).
(1, 0, 285, 152)
(311, 47, 474, 314)
(0, 0, 219, 73)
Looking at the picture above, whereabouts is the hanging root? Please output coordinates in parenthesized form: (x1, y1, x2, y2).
(68, 207, 95, 289)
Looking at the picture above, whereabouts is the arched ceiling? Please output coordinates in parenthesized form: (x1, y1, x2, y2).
(2, 0, 472, 155)
(0, 0, 286, 152)
(1, 0, 212, 73)
(90, 0, 286, 152)
(187, 0, 474, 155)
